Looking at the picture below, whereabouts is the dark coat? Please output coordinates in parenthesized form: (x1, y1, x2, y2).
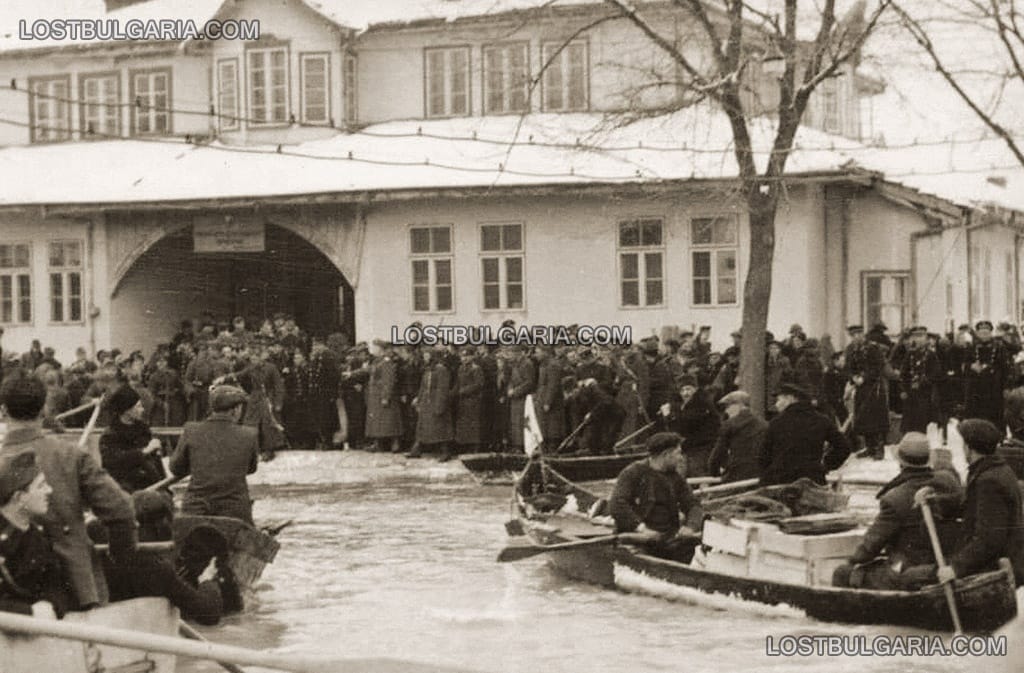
(0, 517, 72, 616)
(846, 339, 890, 435)
(416, 362, 453, 444)
(505, 356, 537, 447)
(764, 355, 793, 409)
(239, 361, 286, 451)
(661, 390, 720, 452)
(536, 358, 566, 442)
(646, 357, 675, 420)
(708, 409, 767, 482)
(610, 459, 700, 535)
(170, 415, 260, 525)
(365, 357, 403, 438)
(454, 359, 484, 445)
(147, 368, 187, 426)
(963, 340, 1012, 426)
(759, 400, 851, 485)
(850, 467, 963, 568)
(98, 420, 166, 492)
(1, 427, 135, 608)
(897, 346, 943, 433)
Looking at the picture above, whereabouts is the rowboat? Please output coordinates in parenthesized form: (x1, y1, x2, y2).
(461, 450, 645, 485)
(509, 462, 1019, 633)
(0, 597, 178, 673)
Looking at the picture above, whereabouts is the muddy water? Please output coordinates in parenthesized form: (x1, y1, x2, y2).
(178, 452, 1015, 673)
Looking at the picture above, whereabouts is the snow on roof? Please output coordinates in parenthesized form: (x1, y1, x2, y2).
(0, 106, 1019, 213)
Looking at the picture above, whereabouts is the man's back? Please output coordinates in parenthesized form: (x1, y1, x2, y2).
(170, 417, 259, 524)
(760, 401, 850, 485)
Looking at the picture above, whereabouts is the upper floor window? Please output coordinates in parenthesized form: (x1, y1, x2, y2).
(410, 225, 453, 312)
(28, 76, 71, 143)
(821, 77, 840, 134)
(343, 54, 358, 124)
(542, 41, 588, 112)
(49, 240, 83, 323)
(80, 72, 120, 138)
(248, 46, 289, 125)
(483, 43, 529, 114)
(691, 216, 738, 306)
(481, 223, 524, 310)
(618, 218, 663, 307)
(130, 68, 171, 135)
(0, 243, 31, 324)
(216, 58, 239, 131)
(425, 47, 470, 118)
(300, 52, 330, 125)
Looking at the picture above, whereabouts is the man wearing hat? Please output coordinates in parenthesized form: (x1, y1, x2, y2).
(453, 346, 485, 455)
(832, 432, 961, 590)
(963, 321, 1012, 427)
(410, 345, 455, 460)
(0, 451, 72, 617)
(0, 376, 136, 610)
(98, 383, 167, 492)
(534, 345, 567, 452)
(642, 337, 674, 422)
(609, 432, 703, 562)
(170, 384, 260, 525)
(708, 390, 767, 482)
(759, 381, 851, 485)
(895, 326, 943, 434)
(504, 344, 537, 453)
(844, 324, 890, 460)
(365, 340, 403, 453)
(916, 419, 1024, 585)
(658, 375, 719, 477)
(765, 340, 793, 415)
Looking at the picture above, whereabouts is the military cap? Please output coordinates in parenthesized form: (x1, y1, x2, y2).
(896, 432, 930, 466)
(209, 384, 248, 411)
(718, 390, 750, 408)
(699, 325, 711, 332)
(679, 329, 695, 339)
(664, 338, 681, 350)
(975, 320, 994, 331)
(676, 374, 698, 389)
(958, 418, 1003, 454)
(106, 384, 141, 419)
(910, 325, 928, 335)
(0, 452, 39, 505)
(640, 338, 659, 355)
(846, 324, 864, 335)
(957, 323, 972, 333)
(778, 381, 812, 400)
(646, 432, 683, 456)
(789, 323, 804, 335)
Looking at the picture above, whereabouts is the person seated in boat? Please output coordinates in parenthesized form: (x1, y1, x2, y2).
(657, 375, 720, 478)
(170, 384, 260, 525)
(912, 418, 1024, 586)
(98, 384, 167, 493)
(708, 390, 766, 483)
(832, 432, 962, 591)
(0, 451, 72, 618)
(758, 381, 851, 486)
(609, 432, 704, 563)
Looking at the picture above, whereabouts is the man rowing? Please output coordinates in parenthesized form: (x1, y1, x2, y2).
(98, 384, 167, 492)
(170, 384, 260, 525)
(609, 432, 704, 563)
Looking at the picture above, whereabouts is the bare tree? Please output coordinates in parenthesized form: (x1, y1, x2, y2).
(893, 0, 1024, 167)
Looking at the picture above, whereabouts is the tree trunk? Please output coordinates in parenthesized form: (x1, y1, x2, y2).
(739, 194, 778, 418)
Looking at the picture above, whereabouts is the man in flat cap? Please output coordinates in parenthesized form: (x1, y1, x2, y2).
(759, 381, 851, 485)
(915, 418, 1024, 585)
(963, 321, 1012, 427)
(844, 323, 890, 460)
(170, 384, 260, 525)
(709, 390, 767, 483)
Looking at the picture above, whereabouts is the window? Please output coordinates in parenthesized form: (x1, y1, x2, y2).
(483, 43, 529, 114)
(425, 47, 470, 118)
(480, 223, 524, 310)
(49, 241, 83, 323)
(300, 52, 330, 125)
(542, 41, 587, 111)
(343, 54, 358, 124)
(618, 218, 664, 307)
(80, 72, 120, 138)
(820, 77, 840, 134)
(0, 244, 31, 324)
(691, 216, 738, 306)
(863, 272, 910, 334)
(410, 226, 453, 312)
(28, 76, 71, 142)
(217, 59, 239, 131)
(130, 69, 171, 135)
(248, 46, 289, 125)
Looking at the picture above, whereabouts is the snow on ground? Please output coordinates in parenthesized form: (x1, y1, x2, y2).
(246, 449, 470, 487)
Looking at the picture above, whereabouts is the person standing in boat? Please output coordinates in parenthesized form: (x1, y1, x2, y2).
(758, 381, 851, 486)
(0, 375, 137, 610)
(832, 432, 962, 590)
(169, 384, 260, 525)
(914, 418, 1024, 585)
(609, 432, 704, 563)
(657, 375, 720, 478)
(0, 451, 72, 618)
(708, 390, 766, 482)
(98, 384, 167, 493)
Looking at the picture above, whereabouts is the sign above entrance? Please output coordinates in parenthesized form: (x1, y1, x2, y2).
(193, 215, 265, 253)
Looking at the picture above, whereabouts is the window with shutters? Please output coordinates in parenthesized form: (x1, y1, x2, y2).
(483, 43, 529, 114)
(691, 216, 738, 306)
(247, 46, 289, 125)
(217, 58, 239, 131)
(49, 240, 83, 324)
(541, 41, 588, 111)
(618, 218, 664, 307)
(0, 244, 31, 324)
(300, 52, 330, 125)
(130, 68, 171, 135)
(480, 223, 524, 310)
(424, 47, 470, 118)
(79, 72, 120, 138)
(410, 225, 454, 312)
(28, 76, 71, 142)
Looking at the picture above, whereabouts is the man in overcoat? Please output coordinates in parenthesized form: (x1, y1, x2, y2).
(505, 345, 537, 451)
(412, 346, 454, 460)
(364, 341, 403, 453)
(759, 382, 851, 485)
(845, 324, 890, 460)
(453, 347, 484, 454)
(708, 390, 766, 482)
(535, 345, 566, 452)
(963, 321, 1013, 428)
(896, 326, 943, 433)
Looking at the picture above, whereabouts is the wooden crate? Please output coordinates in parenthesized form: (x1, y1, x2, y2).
(702, 519, 756, 557)
(748, 551, 809, 585)
(757, 525, 864, 559)
(703, 550, 750, 577)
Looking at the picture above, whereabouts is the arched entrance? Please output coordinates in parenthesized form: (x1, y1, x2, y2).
(110, 223, 354, 352)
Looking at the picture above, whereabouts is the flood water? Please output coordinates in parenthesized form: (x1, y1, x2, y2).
(178, 452, 1017, 673)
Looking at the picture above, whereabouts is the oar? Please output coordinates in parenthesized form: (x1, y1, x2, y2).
(54, 397, 101, 421)
(697, 477, 759, 497)
(77, 398, 102, 450)
(612, 420, 656, 452)
(0, 611, 485, 673)
(551, 412, 591, 454)
(920, 498, 964, 634)
(497, 531, 691, 563)
(262, 519, 294, 536)
(179, 620, 247, 673)
(94, 541, 174, 553)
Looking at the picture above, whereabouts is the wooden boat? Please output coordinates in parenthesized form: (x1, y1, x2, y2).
(0, 597, 178, 673)
(172, 515, 282, 602)
(462, 450, 645, 485)
(509, 462, 1019, 633)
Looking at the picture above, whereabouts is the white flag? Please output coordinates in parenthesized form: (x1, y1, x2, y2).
(523, 393, 544, 458)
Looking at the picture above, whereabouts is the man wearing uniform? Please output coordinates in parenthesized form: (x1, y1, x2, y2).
(845, 324, 890, 460)
(896, 326, 943, 434)
(170, 385, 260, 525)
(963, 321, 1012, 428)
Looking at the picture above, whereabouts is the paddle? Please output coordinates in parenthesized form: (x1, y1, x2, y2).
(0, 611, 485, 673)
(920, 498, 964, 634)
(54, 397, 100, 421)
(612, 420, 656, 453)
(77, 399, 102, 451)
(179, 620, 247, 673)
(697, 477, 759, 497)
(497, 531, 696, 563)
(94, 541, 174, 553)
(551, 412, 591, 455)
